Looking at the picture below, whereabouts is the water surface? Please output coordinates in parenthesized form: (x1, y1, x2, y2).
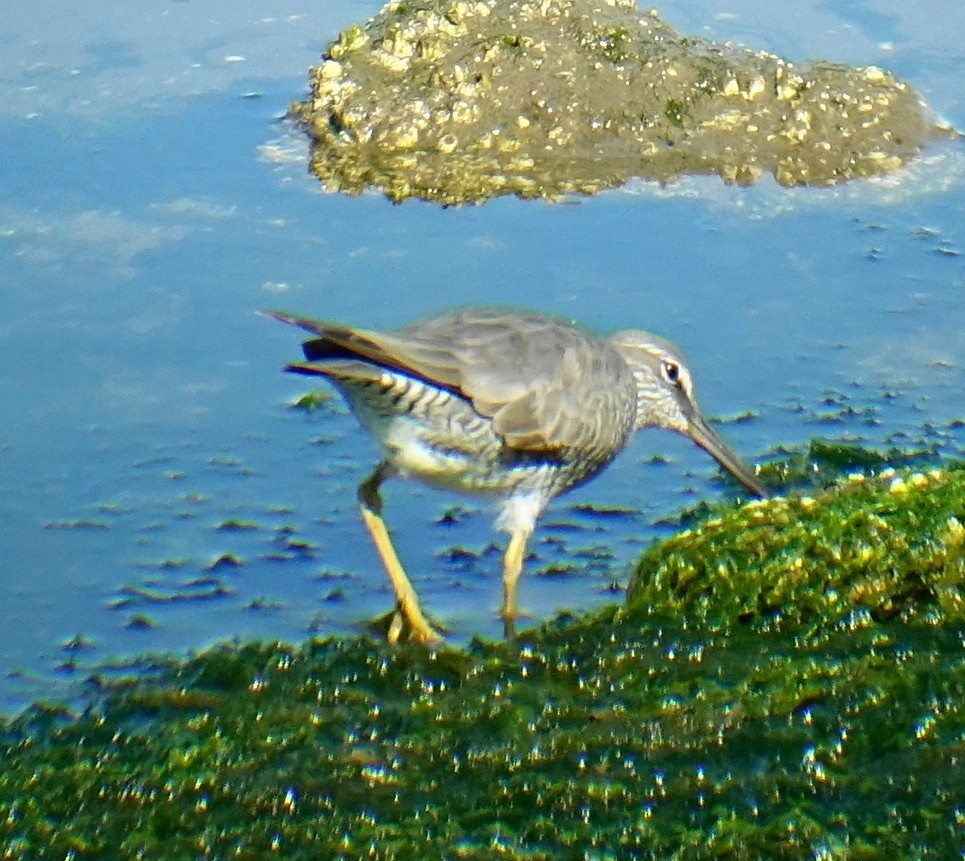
(0, 0, 962, 714)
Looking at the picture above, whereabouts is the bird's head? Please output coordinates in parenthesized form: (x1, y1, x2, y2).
(609, 330, 767, 497)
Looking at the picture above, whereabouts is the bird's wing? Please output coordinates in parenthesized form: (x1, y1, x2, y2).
(266, 311, 464, 390)
(269, 309, 637, 456)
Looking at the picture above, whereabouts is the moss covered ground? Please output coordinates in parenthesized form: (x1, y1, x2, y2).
(1, 448, 962, 859)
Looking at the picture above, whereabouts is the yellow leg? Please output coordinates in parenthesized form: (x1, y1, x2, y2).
(358, 466, 441, 644)
(501, 527, 530, 639)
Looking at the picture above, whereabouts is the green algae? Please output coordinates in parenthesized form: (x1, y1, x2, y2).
(294, 0, 943, 204)
(1, 456, 962, 859)
(288, 389, 335, 412)
(756, 438, 943, 490)
(625, 459, 963, 634)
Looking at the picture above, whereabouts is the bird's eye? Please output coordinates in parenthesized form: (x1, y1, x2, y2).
(661, 360, 681, 385)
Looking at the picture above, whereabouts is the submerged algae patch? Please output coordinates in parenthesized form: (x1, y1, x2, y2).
(294, 0, 940, 204)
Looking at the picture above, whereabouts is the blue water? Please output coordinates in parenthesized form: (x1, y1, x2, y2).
(0, 1, 962, 714)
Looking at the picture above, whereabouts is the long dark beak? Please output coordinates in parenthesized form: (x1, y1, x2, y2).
(686, 413, 767, 497)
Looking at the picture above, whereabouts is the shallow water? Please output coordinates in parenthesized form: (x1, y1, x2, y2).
(0, 0, 962, 714)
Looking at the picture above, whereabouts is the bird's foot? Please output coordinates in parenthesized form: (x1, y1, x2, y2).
(388, 609, 444, 645)
(371, 608, 444, 645)
(500, 607, 533, 641)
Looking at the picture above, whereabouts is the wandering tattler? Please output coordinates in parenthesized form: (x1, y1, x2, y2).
(269, 307, 766, 643)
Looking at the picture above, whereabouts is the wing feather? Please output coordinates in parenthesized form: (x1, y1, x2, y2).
(268, 308, 638, 458)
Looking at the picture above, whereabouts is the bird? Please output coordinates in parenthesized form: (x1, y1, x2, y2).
(268, 306, 766, 643)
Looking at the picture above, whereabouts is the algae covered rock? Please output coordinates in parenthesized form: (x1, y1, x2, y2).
(624, 463, 965, 635)
(0, 459, 962, 858)
(294, 0, 940, 203)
